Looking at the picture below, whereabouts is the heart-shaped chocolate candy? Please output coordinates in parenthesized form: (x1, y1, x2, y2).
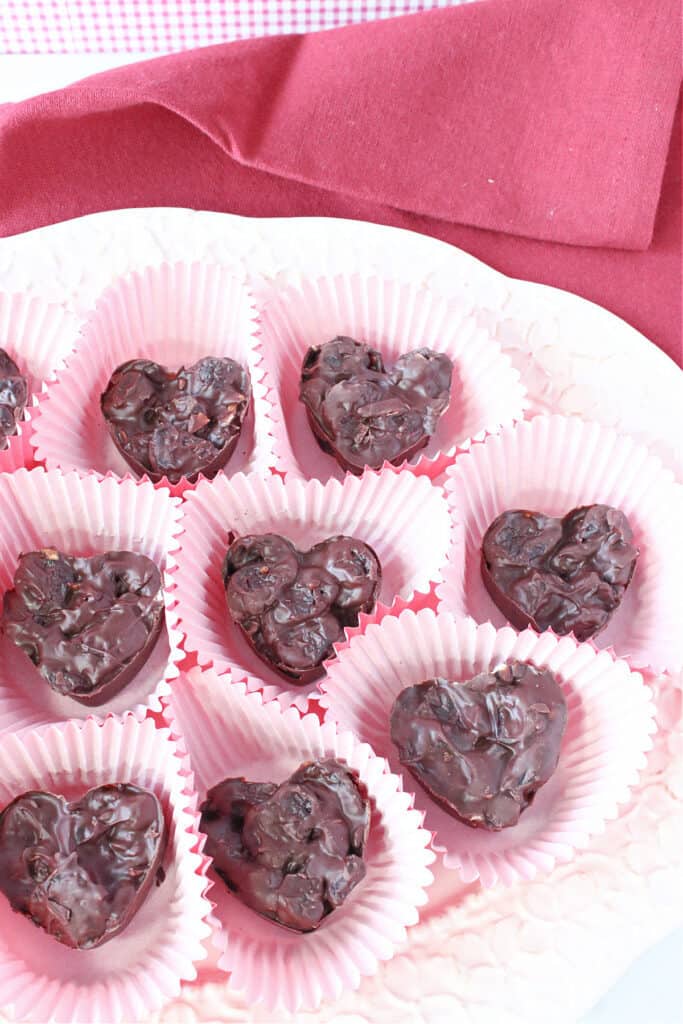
(0, 784, 166, 948)
(481, 504, 638, 642)
(223, 533, 381, 683)
(390, 661, 567, 830)
(299, 337, 452, 473)
(101, 356, 251, 483)
(200, 758, 369, 932)
(0, 348, 28, 450)
(2, 548, 165, 706)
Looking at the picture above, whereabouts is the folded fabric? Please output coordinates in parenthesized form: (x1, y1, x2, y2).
(0, 0, 681, 363)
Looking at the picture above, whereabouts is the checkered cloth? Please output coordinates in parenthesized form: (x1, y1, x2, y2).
(1, 0, 470, 54)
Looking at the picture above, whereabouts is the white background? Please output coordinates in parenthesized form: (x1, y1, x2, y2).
(0, 50, 681, 1024)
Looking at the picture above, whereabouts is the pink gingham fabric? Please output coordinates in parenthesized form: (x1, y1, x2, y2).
(1, 0, 469, 54)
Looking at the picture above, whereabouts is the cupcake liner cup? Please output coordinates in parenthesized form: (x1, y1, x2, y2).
(0, 715, 212, 1024)
(320, 609, 656, 887)
(31, 262, 279, 495)
(168, 467, 458, 709)
(0, 291, 78, 473)
(258, 272, 527, 482)
(437, 414, 683, 672)
(0, 468, 183, 734)
(164, 666, 434, 1013)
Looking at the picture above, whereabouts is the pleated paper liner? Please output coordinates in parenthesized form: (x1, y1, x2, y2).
(168, 466, 458, 709)
(0, 291, 78, 473)
(257, 271, 527, 482)
(436, 414, 683, 673)
(319, 610, 655, 888)
(164, 665, 434, 1013)
(636, 665, 683, 777)
(0, 715, 212, 1024)
(0, 468, 183, 734)
(30, 261, 280, 496)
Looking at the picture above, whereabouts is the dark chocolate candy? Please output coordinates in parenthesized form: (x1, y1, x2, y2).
(100, 356, 251, 484)
(2, 548, 164, 706)
(223, 532, 381, 684)
(299, 337, 452, 473)
(200, 758, 369, 932)
(0, 783, 166, 949)
(481, 504, 638, 642)
(390, 661, 567, 830)
(0, 348, 28, 450)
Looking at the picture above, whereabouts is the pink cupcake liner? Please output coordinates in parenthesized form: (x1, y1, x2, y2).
(168, 467, 456, 710)
(30, 261, 279, 496)
(0, 468, 184, 733)
(0, 715, 212, 1023)
(0, 291, 78, 473)
(637, 666, 683, 776)
(164, 665, 434, 1013)
(258, 272, 527, 482)
(333, 582, 444, 660)
(436, 414, 683, 673)
(319, 609, 655, 888)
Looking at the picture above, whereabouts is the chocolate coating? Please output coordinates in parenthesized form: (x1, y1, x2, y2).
(0, 784, 166, 949)
(0, 348, 28, 450)
(299, 337, 452, 473)
(200, 759, 369, 932)
(2, 548, 165, 706)
(223, 532, 381, 683)
(481, 504, 639, 642)
(390, 661, 567, 830)
(101, 356, 251, 483)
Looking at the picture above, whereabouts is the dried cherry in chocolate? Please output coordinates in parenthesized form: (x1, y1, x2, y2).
(2, 548, 164, 706)
(390, 661, 567, 830)
(481, 504, 638, 641)
(200, 758, 369, 932)
(223, 532, 381, 683)
(299, 337, 452, 473)
(0, 783, 166, 949)
(101, 356, 251, 483)
(0, 348, 28, 449)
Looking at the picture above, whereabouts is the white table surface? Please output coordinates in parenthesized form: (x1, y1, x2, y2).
(0, 50, 681, 1024)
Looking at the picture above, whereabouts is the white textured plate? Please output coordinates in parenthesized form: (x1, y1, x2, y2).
(0, 209, 681, 1024)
